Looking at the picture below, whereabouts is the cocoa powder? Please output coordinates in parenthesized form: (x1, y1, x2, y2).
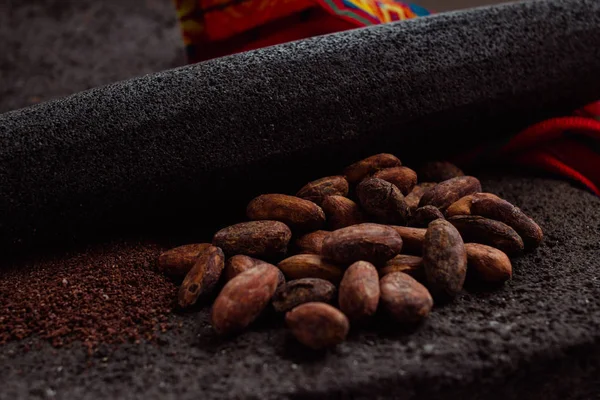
(0, 242, 177, 353)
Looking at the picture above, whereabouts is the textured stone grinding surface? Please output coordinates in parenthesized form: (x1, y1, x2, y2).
(0, 0, 185, 114)
(1, 175, 599, 399)
(0, 0, 599, 256)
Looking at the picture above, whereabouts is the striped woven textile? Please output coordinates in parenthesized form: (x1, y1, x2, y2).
(173, 1, 600, 196)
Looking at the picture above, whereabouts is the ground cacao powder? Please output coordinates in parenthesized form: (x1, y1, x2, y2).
(0, 241, 177, 353)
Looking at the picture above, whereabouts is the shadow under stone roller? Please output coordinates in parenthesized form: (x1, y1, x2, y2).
(0, 0, 599, 257)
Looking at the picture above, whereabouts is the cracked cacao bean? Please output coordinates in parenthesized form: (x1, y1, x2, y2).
(356, 177, 409, 224)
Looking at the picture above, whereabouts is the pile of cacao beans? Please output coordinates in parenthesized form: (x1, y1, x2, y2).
(157, 154, 543, 350)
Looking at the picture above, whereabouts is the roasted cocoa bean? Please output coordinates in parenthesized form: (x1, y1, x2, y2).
(294, 230, 330, 255)
(447, 215, 524, 255)
(388, 226, 426, 255)
(422, 219, 467, 299)
(338, 261, 380, 322)
(344, 153, 402, 184)
(379, 272, 433, 324)
(211, 263, 281, 335)
(178, 245, 225, 308)
(296, 176, 349, 205)
(247, 194, 325, 231)
(447, 193, 543, 248)
(321, 223, 403, 265)
(409, 205, 445, 228)
(278, 254, 344, 284)
(322, 195, 366, 230)
(405, 183, 436, 215)
(419, 176, 482, 211)
(157, 243, 211, 278)
(285, 302, 349, 349)
(224, 255, 265, 281)
(379, 255, 424, 280)
(213, 220, 292, 259)
(272, 278, 336, 313)
(465, 243, 512, 283)
(372, 166, 417, 195)
(356, 177, 409, 224)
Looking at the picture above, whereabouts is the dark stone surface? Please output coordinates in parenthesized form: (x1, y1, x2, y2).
(0, 0, 185, 114)
(1, 175, 599, 399)
(0, 0, 599, 257)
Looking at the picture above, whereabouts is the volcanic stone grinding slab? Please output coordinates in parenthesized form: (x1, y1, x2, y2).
(0, 0, 599, 257)
(1, 175, 599, 400)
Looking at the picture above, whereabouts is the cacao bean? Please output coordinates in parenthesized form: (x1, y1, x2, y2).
(178, 245, 225, 308)
(338, 261, 380, 322)
(405, 183, 436, 215)
(465, 243, 512, 283)
(294, 230, 330, 255)
(447, 193, 543, 248)
(247, 194, 325, 231)
(356, 177, 409, 224)
(321, 223, 403, 265)
(344, 153, 402, 184)
(380, 272, 433, 324)
(272, 278, 336, 313)
(379, 255, 424, 280)
(447, 215, 524, 255)
(418, 161, 464, 182)
(224, 255, 270, 281)
(157, 243, 211, 278)
(285, 302, 349, 349)
(213, 220, 292, 259)
(278, 254, 344, 284)
(422, 219, 467, 299)
(388, 226, 426, 255)
(419, 176, 482, 211)
(372, 166, 417, 195)
(321, 195, 366, 230)
(296, 175, 349, 205)
(211, 263, 281, 335)
(408, 205, 445, 228)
